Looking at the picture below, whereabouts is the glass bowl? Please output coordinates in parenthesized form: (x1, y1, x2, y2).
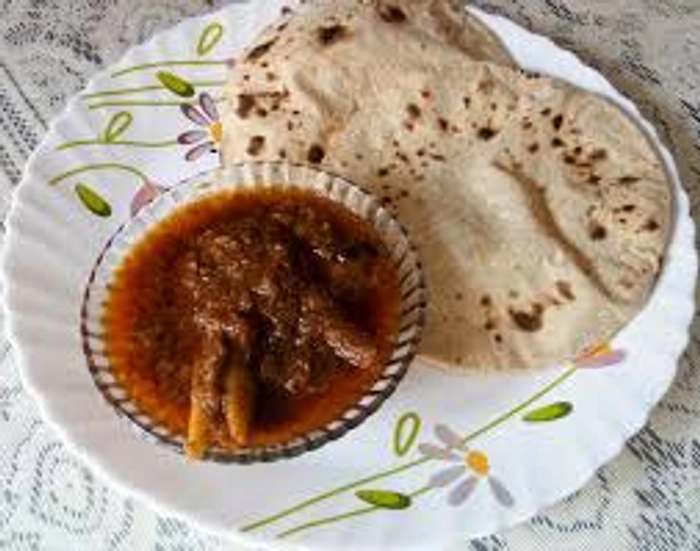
(80, 162, 426, 463)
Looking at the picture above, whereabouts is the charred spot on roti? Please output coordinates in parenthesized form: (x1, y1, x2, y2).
(266, 72, 277, 82)
(541, 107, 552, 117)
(281, 6, 293, 16)
(480, 295, 492, 308)
(421, 89, 432, 100)
(588, 174, 602, 185)
(247, 38, 277, 62)
(484, 319, 496, 331)
(589, 223, 607, 241)
(619, 175, 640, 184)
(407, 103, 422, 119)
(494, 334, 503, 343)
(429, 153, 446, 162)
(613, 204, 636, 214)
(438, 118, 450, 132)
(396, 151, 411, 164)
(478, 80, 495, 94)
(556, 280, 575, 301)
(478, 127, 499, 140)
(551, 137, 565, 148)
(236, 94, 257, 118)
(564, 154, 576, 165)
(404, 121, 415, 131)
(278, 148, 287, 159)
(463, 96, 472, 109)
(377, 167, 390, 177)
(528, 143, 540, 153)
(509, 304, 544, 332)
(256, 108, 268, 117)
(643, 218, 660, 232)
(552, 114, 564, 130)
(455, 292, 464, 301)
(317, 24, 349, 46)
(590, 149, 608, 162)
(378, 5, 407, 23)
(619, 277, 635, 289)
(246, 135, 266, 156)
(307, 144, 326, 164)
(416, 148, 426, 157)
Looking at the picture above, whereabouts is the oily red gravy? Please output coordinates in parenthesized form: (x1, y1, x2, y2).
(105, 188, 401, 459)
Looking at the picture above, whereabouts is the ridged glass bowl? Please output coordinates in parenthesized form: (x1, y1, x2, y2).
(80, 162, 427, 463)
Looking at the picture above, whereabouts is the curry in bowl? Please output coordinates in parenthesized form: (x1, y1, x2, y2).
(103, 186, 404, 460)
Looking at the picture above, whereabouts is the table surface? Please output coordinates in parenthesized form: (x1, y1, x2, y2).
(1, 1, 699, 549)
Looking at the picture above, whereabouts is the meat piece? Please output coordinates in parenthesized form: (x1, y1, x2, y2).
(321, 314, 378, 369)
(222, 344, 256, 446)
(302, 289, 378, 369)
(323, 242, 381, 303)
(185, 330, 225, 460)
(259, 341, 312, 394)
(306, 340, 344, 393)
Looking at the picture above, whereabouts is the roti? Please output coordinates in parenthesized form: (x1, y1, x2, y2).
(220, 0, 672, 370)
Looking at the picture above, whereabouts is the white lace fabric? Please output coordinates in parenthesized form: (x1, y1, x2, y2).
(0, 1, 699, 549)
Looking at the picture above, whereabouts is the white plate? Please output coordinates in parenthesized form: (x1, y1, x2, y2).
(2, 2, 696, 550)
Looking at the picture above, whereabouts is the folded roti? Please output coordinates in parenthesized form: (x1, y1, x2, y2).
(221, 0, 672, 370)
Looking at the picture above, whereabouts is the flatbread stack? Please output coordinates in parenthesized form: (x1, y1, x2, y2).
(220, 0, 673, 371)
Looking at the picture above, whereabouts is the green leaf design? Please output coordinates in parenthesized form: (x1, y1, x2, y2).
(75, 183, 112, 217)
(156, 71, 195, 98)
(197, 22, 224, 56)
(393, 412, 421, 457)
(523, 401, 573, 423)
(355, 490, 411, 510)
(103, 111, 133, 143)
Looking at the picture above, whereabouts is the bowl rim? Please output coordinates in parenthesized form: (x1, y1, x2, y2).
(80, 161, 428, 464)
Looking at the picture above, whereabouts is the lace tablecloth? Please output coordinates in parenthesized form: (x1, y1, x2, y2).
(1, 1, 699, 549)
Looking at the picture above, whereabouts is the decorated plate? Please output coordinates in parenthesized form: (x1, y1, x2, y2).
(2, 1, 696, 550)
